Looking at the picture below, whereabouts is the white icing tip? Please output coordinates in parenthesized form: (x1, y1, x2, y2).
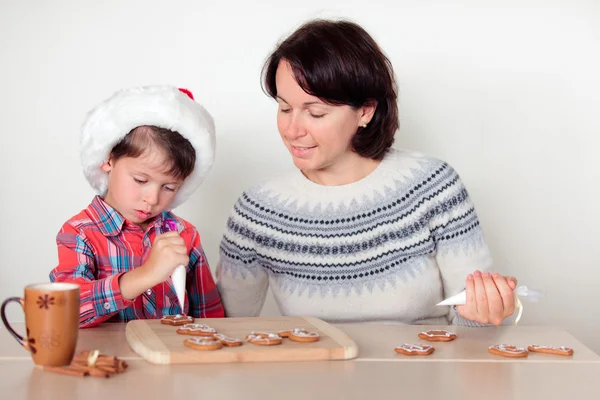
(436, 290, 466, 306)
(171, 264, 186, 309)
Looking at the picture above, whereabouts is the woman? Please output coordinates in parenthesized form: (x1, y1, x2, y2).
(216, 19, 516, 326)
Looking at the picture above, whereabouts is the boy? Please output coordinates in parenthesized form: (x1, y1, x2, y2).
(50, 86, 225, 328)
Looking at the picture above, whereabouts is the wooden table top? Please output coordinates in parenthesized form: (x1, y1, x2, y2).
(2, 321, 599, 399)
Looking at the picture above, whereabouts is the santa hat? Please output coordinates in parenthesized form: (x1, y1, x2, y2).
(80, 85, 215, 209)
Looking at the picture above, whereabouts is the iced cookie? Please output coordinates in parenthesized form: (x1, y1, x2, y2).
(488, 344, 528, 358)
(527, 345, 573, 356)
(176, 324, 217, 336)
(214, 333, 243, 347)
(160, 314, 194, 326)
(245, 332, 282, 346)
(183, 337, 223, 351)
(418, 330, 457, 342)
(278, 328, 320, 343)
(394, 344, 435, 356)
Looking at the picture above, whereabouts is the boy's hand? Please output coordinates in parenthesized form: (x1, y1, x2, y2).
(143, 232, 189, 283)
(119, 232, 189, 300)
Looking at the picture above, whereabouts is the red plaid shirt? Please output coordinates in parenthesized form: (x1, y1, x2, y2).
(50, 196, 224, 328)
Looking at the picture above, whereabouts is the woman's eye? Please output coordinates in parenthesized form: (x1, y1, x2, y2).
(280, 108, 291, 113)
(310, 113, 325, 119)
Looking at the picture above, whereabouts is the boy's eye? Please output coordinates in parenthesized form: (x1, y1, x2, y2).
(164, 186, 177, 192)
(134, 178, 147, 184)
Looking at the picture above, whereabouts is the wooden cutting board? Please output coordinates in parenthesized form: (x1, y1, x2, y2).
(126, 316, 358, 364)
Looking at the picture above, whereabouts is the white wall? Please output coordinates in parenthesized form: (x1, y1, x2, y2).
(1, 0, 598, 353)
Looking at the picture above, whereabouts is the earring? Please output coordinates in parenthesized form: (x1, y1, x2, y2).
(360, 122, 368, 128)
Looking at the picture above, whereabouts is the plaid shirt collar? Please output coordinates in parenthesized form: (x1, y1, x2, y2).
(87, 196, 179, 237)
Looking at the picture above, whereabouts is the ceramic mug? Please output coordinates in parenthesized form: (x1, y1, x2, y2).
(1, 282, 79, 366)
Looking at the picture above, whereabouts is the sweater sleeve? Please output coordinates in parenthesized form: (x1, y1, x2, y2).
(428, 164, 493, 326)
(216, 196, 269, 317)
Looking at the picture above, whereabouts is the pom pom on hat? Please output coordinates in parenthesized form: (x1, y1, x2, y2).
(80, 85, 215, 209)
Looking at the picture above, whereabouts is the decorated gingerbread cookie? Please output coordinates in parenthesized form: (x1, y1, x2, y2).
(527, 345, 573, 356)
(176, 324, 217, 336)
(278, 328, 320, 343)
(394, 344, 435, 356)
(160, 314, 195, 326)
(488, 344, 528, 358)
(418, 330, 457, 342)
(183, 337, 223, 351)
(214, 333, 244, 347)
(245, 332, 283, 346)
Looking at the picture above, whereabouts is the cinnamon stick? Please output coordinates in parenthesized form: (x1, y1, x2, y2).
(44, 366, 88, 377)
(96, 365, 117, 374)
(86, 368, 111, 378)
(58, 350, 128, 378)
(118, 360, 128, 372)
(98, 355, 117, 364)
(69, 363, 111, 378)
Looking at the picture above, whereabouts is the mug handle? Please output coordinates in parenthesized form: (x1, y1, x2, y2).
(1, 297, 33, 353)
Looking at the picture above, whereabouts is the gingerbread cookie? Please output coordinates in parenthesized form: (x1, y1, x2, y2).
(245, 332, 282, 346)
(394, 344, 435, 356)
(183, 337, 223, 351)
(418, 330, 457, 342)
(527, 345, 573, 356)
(160, 314, 194, 326)
(488, 344, 528, 358)
(278, 328, 320, 343)
(214, 333, 243, 347)
(176, 324, 217, 336)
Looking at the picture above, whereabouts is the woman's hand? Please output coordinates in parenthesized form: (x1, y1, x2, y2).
(455, 271, 518, 325)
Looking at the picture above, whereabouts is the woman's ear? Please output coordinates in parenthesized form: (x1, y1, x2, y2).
(360, 100, 378, 125)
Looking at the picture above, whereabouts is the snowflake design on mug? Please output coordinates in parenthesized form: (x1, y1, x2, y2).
(36, 295, 55, 310)
(39, 331, 61, 350)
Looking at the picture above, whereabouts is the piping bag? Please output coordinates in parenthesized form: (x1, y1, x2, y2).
(436, 285, 544, 325)
(162, 219, 186, 311)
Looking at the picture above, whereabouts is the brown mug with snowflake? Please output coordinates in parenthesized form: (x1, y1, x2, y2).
(1, 282, 79, 366)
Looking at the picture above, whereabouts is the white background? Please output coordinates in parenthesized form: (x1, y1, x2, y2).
(1, 0, 598, 353)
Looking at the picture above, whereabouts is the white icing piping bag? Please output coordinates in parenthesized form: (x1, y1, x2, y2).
(436, 286, 543, 326)
(162, 219, 186, 311)
(170, 265, 186, 311)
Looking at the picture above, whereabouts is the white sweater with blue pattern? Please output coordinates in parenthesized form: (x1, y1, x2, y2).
(216, 149, 492, 326)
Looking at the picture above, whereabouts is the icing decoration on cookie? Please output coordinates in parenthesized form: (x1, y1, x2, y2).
(160, 314, 194, 326)
(278, 328, 320, 343)
(214, 333, 243, 347)
(488, 344, 529, 358)
(183, 336, 223, 351)
(527, 345, 573, 356)
(394, 344, 435, 356)
(176, 324, 217, 336)
(418, 330, 457, 342)
(245, 332, 283, 346)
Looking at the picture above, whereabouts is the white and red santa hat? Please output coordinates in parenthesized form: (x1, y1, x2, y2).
(80, 85, 215, 209)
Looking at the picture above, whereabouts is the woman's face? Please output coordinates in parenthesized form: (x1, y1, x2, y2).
(275, 60, 374, 177)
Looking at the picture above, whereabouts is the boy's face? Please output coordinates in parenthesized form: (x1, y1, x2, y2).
(101, 149, 183, 230)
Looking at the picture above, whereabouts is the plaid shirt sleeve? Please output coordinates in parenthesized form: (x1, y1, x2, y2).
(50, 223, 134, 328)
(185, 228, 225, 318)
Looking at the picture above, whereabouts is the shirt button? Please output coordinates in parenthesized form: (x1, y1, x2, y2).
(103, 303, 111, 310)
(146, 289, 152, 295)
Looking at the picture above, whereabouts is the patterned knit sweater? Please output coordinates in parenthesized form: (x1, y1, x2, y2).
(216, 149, 492, 326)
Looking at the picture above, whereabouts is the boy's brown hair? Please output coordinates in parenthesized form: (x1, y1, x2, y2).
(109, 125, 196, 180)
